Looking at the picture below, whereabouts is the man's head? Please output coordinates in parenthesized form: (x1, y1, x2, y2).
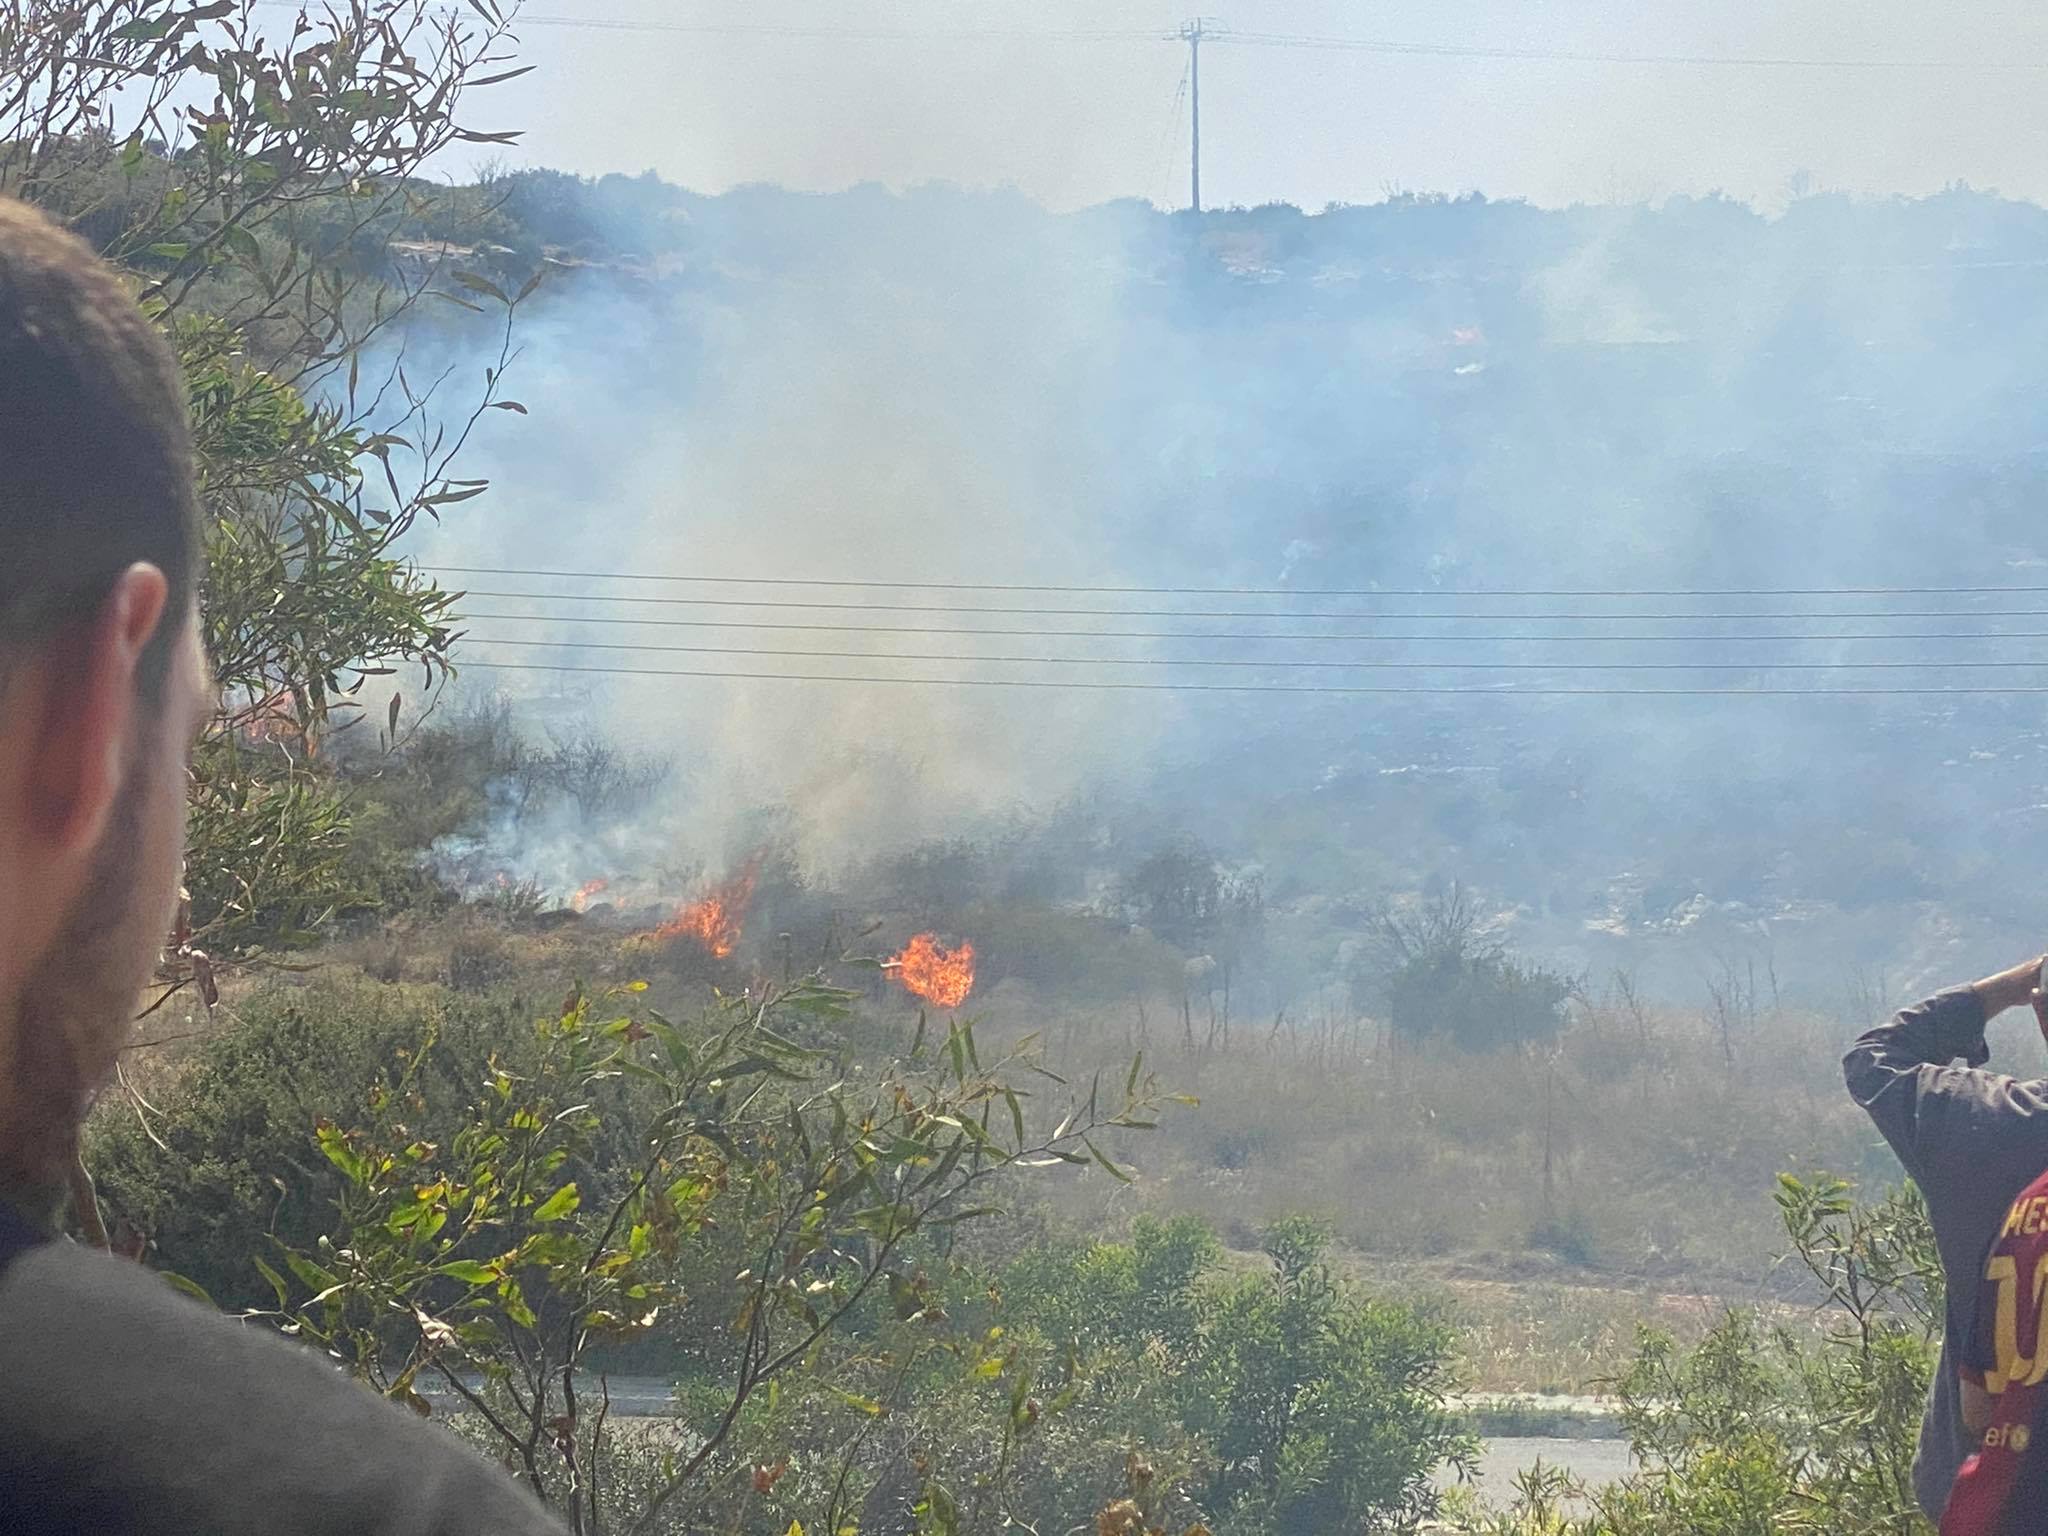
(0, 198, 210, 1210)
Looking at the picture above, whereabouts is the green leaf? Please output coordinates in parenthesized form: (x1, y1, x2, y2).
(282, 1250, 338, 1294)
(913, 1134, 965, 1194)
(451, 270, 509, 303)
(779, 989, 852, 1024)
(1081, 1136, 1131, 1182)
(922, 1481, 960, 1536)
(1003, 1086, 1026, 1151)
(819, 1165, 876, 1212)
(928, 1205, 1001, 1227)
(533, 1182, 581, 1222)
(252, 1255, 290, 1311)
(423, 483, 490, 506)
(437, 1259, 501, 1286)
(470, 64, 538, 87)
(315, 1121, 365, 1182)
(161, 1270, 214, 1306)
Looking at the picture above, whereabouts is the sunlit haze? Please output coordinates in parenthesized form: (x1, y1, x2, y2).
(473, 0, 2048, 209)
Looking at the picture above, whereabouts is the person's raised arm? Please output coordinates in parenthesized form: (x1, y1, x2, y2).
(1843, 956, 2045, 1182)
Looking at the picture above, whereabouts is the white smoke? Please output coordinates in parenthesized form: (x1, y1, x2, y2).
(406, 187, 1177, 889)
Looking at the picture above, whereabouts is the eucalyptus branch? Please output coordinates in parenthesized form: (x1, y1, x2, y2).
(429, 1354, 525, 1459)
(587, 1374, 610, 1536)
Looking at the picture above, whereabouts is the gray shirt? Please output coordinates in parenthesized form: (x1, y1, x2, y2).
(0, 1228, 568, 1534)
(1844, 984, 2048, 1519)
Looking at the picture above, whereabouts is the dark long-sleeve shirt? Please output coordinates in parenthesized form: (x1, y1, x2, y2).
(1845, 986, 2048, 1519)
(0, 1212, 568, 1535)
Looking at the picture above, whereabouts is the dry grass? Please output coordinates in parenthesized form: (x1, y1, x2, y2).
(966, 989, 1873, 1285)
(114, 906, 1883, 1397)
(1345, 1254, 1810, 1395)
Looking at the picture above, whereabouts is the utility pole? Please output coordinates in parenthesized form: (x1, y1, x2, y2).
(1179, 18, 1205, 213)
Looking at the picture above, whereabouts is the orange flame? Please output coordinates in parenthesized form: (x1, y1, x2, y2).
(890, 933, 976, 1010)
(639, 861, 759, 958)
(242, 689, 316, 757)
(569, 878, 610, 913)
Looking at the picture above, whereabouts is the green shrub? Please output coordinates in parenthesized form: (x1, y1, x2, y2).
(998, 1213, 1220, 1365)
(994, 1212, 1472, 1534)
(1527, 1205, 1601, 1266)
(1188, 1216, 1475, 1532)
(247, 981, 1174, 1534)
(88, 976, 540, 1310)
(1363, 886, 1573, 1051)
(1456, 1175, 1937, 1535)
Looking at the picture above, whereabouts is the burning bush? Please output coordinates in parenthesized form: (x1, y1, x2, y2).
(889, 933, 977, 1010)
(634, 860, 761, 958)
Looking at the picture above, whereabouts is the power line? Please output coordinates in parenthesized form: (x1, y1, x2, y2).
(1153, 53, 1190, 210)
(250, 3, 1163, 43)
(423, 565, 2048, 599)
(451, 658, 2048, 696)
(1181, 17, 1205, 213)
(457, 611, 2048, 643)
(248, 2, 2048, 72)
(1215, 28, 2048, 72)
(463, 636, 2048, 671)
(455, 589, 2048, 621)
(517, 15, 1159, 42)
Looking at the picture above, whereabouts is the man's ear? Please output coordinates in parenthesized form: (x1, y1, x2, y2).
(21, 564, 168, 856)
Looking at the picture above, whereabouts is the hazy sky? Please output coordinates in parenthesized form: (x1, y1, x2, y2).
(461, 1, 2048, 210)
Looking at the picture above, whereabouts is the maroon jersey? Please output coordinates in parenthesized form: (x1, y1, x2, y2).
(1945, 1169, 2048, 1535)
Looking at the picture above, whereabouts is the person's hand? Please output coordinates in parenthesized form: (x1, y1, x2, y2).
(1974, 956, 2048, 1021)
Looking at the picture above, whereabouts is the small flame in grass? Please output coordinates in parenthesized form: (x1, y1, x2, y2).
(638, 861, 760, 958)
(569, 878, 610, 913)
(889, 934, 976, 1010)
(241, 689, 316, 757)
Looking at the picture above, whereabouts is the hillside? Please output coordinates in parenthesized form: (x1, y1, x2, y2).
(382, 174, 2048, 1014)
